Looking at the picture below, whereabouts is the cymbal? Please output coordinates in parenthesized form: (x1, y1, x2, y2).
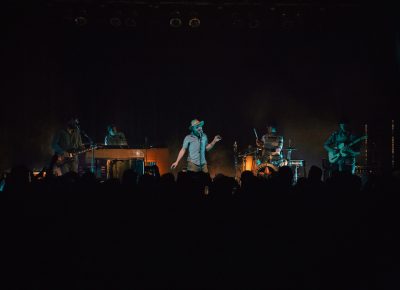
(283, 147, 297, 150)
(238, 150, 258, 157)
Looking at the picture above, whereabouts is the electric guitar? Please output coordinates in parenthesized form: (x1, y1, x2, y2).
(50, 145, 99, 169)
(328, 135, 367, 163)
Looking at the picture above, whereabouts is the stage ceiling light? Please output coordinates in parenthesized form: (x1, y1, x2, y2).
(74, 8, 88, 26)
(110, 17, 122, 27)
(188, 17, 201, 28)
(74, 16, 87, 26)
(248, 18, 260, 29)
(169, 11, 182, 28)
(110, 9, 123, 27)
(124, 17, 137, 27)
(231, 12, 244, 28)
(188, 12, 201, 28)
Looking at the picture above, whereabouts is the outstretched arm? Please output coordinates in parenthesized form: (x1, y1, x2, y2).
(206, 135, 222, 151)
(171, 148, 186, 169)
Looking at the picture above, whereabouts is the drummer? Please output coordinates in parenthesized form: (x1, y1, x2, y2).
(256, 124, 286, 167)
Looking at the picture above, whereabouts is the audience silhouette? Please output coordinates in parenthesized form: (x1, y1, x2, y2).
(1, 164, 399, 289)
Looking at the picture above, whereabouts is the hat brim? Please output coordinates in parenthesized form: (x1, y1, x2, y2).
(189, 120, 204, 130)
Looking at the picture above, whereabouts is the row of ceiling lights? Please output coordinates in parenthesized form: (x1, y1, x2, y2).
(60, 4, 344, 30)
(71, 9, 202, 28)
(71, 12, 304, 29)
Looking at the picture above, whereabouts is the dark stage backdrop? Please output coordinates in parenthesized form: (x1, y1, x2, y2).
(2, 3, 399, 176)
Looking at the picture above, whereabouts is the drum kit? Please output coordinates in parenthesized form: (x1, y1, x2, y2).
(234, 140, 305, 183)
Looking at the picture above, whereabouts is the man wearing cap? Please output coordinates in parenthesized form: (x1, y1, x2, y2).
(104, 124, 128, 147)
(171, 119, 222, 173)
(51, 118, 83, 175)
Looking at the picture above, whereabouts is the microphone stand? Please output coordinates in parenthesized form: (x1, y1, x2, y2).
(77, 123, 95, 174)
(144, 137, 148, 175)
(199, 132, 203, 168)
(233, 141, 238, 180)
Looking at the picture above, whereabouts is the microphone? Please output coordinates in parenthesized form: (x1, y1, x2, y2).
(253, 128, 259, 139)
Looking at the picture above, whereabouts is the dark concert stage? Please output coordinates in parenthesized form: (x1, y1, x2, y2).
(2, 1, 400, 178)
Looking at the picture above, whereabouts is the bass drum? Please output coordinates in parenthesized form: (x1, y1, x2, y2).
(257, 162, 279, 177)
(243, 155, 255, 171)
(243, 155, 261, 173)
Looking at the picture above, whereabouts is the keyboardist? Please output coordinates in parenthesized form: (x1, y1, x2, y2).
(105, 124, 128, 147)
(104, 124, 129, 179)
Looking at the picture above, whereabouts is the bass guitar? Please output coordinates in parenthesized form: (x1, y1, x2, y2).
(328, 135, 367, 163)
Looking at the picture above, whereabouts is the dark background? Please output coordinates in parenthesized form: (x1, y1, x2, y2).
(2, 1, 399, 176)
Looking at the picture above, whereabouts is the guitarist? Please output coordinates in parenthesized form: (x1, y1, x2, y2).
(324, 119, 361, 174)
(51, 118, 84, 175)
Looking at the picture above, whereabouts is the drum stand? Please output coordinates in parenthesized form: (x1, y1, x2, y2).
(90, 144, 95, 174)
(77, 124, 96, 174)
(285, 147, 297, 184)
(293, 165, 299, 184)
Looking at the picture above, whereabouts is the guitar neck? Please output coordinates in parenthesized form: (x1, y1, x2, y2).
(69, 146, 97, 156)
(348, 136, 366, 148)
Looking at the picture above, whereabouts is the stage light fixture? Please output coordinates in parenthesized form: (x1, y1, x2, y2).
(124, 17, 137, 27)
(169, 11, 182, 28)
(247, 11, 262, 29)
(248, 18, 260, 29)
(110, 17, 122, 27)
(231, 12, 244, 28)
(74, 16, 88, 26)
(188, 12, 201, 28)
(124, 10, 138, 28)
(188, 17, 201, 28)
(110, 9, 123, 28)
(280, 12, 295, 30)
(74, 8, 88, 26)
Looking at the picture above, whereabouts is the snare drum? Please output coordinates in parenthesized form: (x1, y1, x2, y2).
(272, 159, 288, 167)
